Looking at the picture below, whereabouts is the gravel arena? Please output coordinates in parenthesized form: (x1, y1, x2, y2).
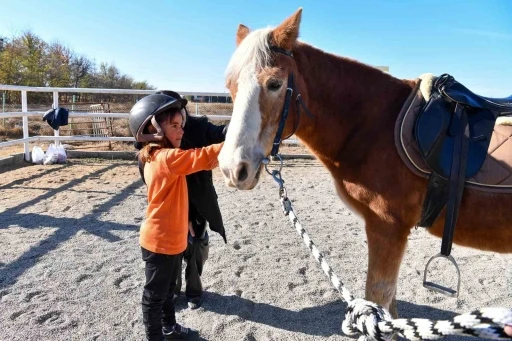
(1, 156, 511, 341)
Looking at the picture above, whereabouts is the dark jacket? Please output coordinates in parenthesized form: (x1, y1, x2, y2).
(43, 107, 69, 130)
(181, 114, 227, 243)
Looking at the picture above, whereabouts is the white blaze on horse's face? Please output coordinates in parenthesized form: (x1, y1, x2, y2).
(219, 28, 274, 190)
(220, 10, 302, 190)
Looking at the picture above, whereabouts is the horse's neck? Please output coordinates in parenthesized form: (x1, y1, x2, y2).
(293, 44, 415, 164)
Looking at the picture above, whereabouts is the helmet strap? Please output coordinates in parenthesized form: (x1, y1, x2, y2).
(150, 116, 165, 140)
(181, 108, 187, 126)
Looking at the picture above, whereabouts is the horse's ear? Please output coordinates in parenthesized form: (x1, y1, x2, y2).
(271, 8, 302, 50)
(236, 24, 250, 46)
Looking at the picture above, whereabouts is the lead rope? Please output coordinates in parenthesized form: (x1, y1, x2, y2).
(263, 155, 512, 341)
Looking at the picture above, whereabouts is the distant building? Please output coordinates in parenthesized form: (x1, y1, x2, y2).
(376, 66, 390, 72)
(189, 95, 232, 103)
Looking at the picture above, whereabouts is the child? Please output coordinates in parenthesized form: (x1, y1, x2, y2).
(129, 93, 223, 340)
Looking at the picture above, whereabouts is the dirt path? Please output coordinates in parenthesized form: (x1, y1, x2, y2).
(0, 159, 510, 340)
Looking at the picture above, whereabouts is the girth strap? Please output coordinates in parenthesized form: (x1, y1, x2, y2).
(418, 104, 470, 257)
(441, 103, 469, 256)
(417, 174, 448, 228)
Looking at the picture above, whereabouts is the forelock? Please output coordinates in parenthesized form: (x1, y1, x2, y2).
(225, 27, 273, 83)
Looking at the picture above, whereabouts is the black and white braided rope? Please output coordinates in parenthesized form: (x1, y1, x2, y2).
(278, 195, 512, 341)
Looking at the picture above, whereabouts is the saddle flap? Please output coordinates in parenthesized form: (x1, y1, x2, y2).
(415, 92, 452, 174)
(415, 91, 496, 179)
(466, 109, 496, 176)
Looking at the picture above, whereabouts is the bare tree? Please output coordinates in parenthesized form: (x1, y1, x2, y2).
(70, 55, 93, 87)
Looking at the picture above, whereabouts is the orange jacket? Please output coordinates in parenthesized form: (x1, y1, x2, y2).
(140, 142, 223, 255)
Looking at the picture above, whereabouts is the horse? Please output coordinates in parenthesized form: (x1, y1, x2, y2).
(217, 8, 512, 318)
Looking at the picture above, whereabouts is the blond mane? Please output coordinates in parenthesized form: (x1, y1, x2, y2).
(225, 28, 273, 83)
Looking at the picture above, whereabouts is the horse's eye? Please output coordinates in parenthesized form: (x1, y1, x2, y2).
(267, 79, 282, 91)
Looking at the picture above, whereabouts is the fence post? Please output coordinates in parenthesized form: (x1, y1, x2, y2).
(2, 91, 5, 128)
(53, 91, 59, 146)
(195, 103, 198, 116)
(21, 91, 29, 161)
(70, 94, 75, 131)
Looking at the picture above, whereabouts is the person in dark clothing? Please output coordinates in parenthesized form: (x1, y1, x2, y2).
(136, 90, 227, 310)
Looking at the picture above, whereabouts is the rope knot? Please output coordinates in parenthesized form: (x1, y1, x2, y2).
(342, 298, 395, 341)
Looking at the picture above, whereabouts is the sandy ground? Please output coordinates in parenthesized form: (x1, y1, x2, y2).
(0, 157, 511, 341)
(0, 142, 136, 158)
(0, 141, 308, 158)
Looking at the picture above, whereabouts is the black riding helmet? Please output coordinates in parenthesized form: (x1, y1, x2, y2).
(155, 90, 188, 107)
(129, 93, 187, 142)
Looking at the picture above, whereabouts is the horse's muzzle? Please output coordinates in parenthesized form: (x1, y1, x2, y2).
(220, 160, 262, 190)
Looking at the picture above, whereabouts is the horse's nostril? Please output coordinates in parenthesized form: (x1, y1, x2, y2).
(236, 163, 249, 182)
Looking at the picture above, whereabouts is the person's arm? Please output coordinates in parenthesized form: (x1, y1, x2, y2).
(187, 202, 194, 237)
(164, 142, 223, 175)
(205, 121, 228, 144)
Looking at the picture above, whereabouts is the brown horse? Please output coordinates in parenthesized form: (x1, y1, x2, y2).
(217, 8, 512, 317)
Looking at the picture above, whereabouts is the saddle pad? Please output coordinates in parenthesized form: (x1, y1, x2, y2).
(395, 78, 512, 193)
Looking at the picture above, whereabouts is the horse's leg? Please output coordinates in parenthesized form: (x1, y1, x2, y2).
(364, 216, 409, 318)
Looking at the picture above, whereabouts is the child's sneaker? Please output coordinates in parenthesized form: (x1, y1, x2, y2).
(162, 323, 197, 340)
(187, 296, 202, 310)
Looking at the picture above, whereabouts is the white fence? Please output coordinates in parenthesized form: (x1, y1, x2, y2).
(0, 85, 300, 161)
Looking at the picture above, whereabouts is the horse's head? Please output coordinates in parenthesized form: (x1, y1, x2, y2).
(219, 8, 306, 190)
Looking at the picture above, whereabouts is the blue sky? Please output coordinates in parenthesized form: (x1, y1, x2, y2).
(1, 0, 511, 96)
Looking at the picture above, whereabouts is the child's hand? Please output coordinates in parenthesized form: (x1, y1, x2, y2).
(505, 325, 512, 337)
(188, 221, 195, 237)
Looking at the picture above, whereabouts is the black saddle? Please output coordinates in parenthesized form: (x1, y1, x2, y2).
(416, 73, 511, 195)
(414, 74, 511, 296)
(442, 80, 512, 110)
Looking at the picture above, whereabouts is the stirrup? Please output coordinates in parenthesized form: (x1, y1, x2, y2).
(423, 253, 461, 298)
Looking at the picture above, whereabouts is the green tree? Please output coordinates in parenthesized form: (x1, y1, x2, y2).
(18, 31, 47, 87)
(45, 41, 71, 87)
(0, 30, 154, 104)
